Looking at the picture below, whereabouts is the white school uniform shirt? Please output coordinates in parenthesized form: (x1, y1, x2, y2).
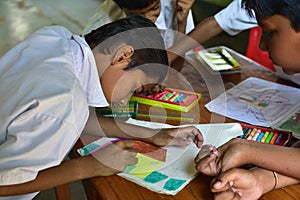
(0, 26, 108, 200)
(214, 0, 257, 36)
(275, 65, 300, 85)
(82, 0, 195, 48)
(156, 0, 195, 48)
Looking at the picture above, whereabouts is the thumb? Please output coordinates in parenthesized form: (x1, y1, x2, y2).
(211, 170, 239, 192)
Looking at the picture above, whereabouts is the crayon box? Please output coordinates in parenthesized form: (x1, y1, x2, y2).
(195, 47, 241, 74)
(238, 123, 292, 146)
(130, 88, 201, 112)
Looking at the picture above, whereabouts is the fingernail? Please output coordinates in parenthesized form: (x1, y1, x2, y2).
(214, 181, 221, 187)
(185, 140, 191, 145)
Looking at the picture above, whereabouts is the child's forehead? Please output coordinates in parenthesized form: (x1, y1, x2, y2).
(259, 14, 290, 29)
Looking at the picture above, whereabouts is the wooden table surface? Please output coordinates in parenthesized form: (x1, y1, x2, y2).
(74, 46, 300, 200)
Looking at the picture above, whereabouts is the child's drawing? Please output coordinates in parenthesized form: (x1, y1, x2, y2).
(206, 77, 300, 127)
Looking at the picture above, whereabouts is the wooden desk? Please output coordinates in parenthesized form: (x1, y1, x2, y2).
(74, 46, 300, 200)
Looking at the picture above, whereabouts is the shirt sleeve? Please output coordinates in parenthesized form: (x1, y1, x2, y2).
(214, 0, 257, 36)
(185, 10, 195, 34)
(0, 80, 89, 185)
(0, 27, 90, 185)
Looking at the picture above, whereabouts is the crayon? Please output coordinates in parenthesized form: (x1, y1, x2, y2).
(256, 132, 265, 142)
(159, 91, 169, 100)
(269, 132, 278, 144)
(252, 129, 261, 141)
(247, 128, 257, 140)
(174, 93, 185, 102)
(169, 93, 179, 102)
(275, 134, 283, 145)
(261, 131, 269, 143)
(154, 90, 168, 99)
(243, 127, 249, 135)
(245, 128, 253, 138)
(265, 132, 274, 143)
(162, 92, 174, 101)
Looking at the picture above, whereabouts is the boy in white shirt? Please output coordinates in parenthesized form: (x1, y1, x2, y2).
(0, 15, 203, 199)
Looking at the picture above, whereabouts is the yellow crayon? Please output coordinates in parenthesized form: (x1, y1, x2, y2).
(261, 131, 269, 143)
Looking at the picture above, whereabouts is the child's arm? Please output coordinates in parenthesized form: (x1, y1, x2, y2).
(216, 139, 300, 180)
(168, 17, 223, 64)
(83, 107, 203, 148)
(211, 168, 300, 200)
(0, 140, 137, 196)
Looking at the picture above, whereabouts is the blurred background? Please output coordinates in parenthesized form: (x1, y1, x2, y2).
(0, 0, 249, 57)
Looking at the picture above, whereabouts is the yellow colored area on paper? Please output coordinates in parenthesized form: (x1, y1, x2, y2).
(125, 153, 165, 178)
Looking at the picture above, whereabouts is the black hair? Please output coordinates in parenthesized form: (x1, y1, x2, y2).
(84, 15, 168, 83)
(113, 0, 156, 9)
(242, 0, 300, 31)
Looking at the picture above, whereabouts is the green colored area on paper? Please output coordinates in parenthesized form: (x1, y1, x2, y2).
(163, 178, 186, 191)
(144, 171, 168, 184)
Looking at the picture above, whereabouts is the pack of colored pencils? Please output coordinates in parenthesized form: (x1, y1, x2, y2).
(96, 101, 138, 118)
(130, 88, 201, 112)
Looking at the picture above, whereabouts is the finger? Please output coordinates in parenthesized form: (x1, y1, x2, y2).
(216, 155, 224, 173)
(211, 179, 233, 192)
(114, 140, 136, 150)
(195, 153, 217, 172)
(194, 133, 204, 148)
(211, 170, 241, 192)
(194, 145, 213, 162)
(127, 155, 138, 166)
(214, 189, 241, 200)
(208, 155, 218, 175)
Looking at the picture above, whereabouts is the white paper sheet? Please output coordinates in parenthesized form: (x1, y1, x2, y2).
(78, 119, 243, 195)
(205, 77, 300, 128)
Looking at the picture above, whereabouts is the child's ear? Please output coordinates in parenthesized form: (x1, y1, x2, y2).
(112, 45, 134, 65)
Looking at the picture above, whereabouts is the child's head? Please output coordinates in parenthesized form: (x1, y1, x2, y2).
(84, 15, 168, 107)
(113, 0, 161, 23)
(242, 0, 300, 74)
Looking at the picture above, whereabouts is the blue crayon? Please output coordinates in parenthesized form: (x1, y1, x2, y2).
(174, 93, 185, 102)
(256, 132, 265, 142)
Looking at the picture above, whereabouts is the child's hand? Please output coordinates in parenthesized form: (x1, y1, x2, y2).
(134, 83, 165, 95)
(88, 140, 138, 176)
(194, 144, 219, 176)
(177, 0, 195, 24)
(211, 168, 264, 200)
(151, 126, 203, 147)
(216, 139, 252, 173)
